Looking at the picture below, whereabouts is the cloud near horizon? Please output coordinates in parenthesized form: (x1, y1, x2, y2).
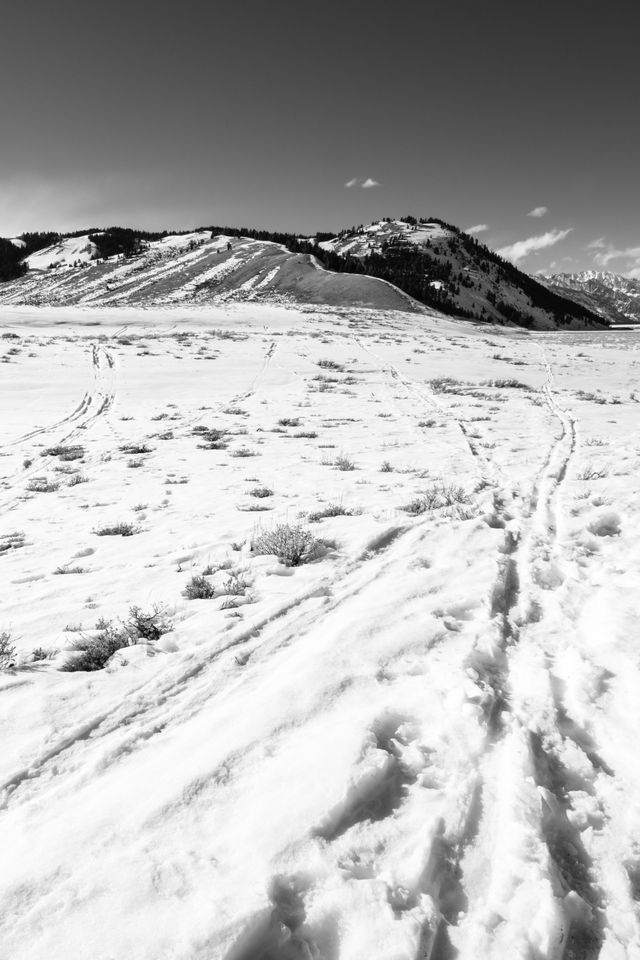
(465, 224, 488, 235)
(591, 240, 640, 277)
(496, 227, 573, 264)
(344, 177, 380, 189)
(527, 206, 548, 218)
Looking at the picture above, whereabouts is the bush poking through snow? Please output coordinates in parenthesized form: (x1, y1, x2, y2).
(334, 455, 356, 471)
(119, 443, 153, 455)
(32, 647, 58, 662)
(252, 524, 321, 566)
(128, 605, 174, 641)
(249, 486, 273, 498)
(577, 465, 607, 481)
(230, 447, 256, 458)
(42, 444, 85, 461)
(223, 574, 248, 596)
(183, 575, 216, 600)
(94, 522, 139, 537)
(402, 483, 470, 515)
(483, 378, 531, 391)
(27, 477, 59, 493)
(62, 606, 173, 672)
(0, 631, 16, 671)
(317, 359, 344, 371)
(192, 426, 227, 450)
(308, 504, 356, 522)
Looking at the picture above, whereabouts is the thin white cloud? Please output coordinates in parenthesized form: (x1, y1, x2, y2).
(361, 178, 380, 189)
(465, 224, 488, 235)
(527, 206, 548, 218)
(344, 178, 358, 188)
(496, 228, 573, 264)
(592, 243, 640, 273)
(587, 237, 606, 249)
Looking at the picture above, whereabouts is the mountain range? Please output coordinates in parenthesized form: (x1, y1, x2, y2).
(543, 270, 640, 326)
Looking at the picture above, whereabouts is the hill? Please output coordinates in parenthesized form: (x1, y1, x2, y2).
(0, 230, 416, 313)
(315, 217, 606, 330)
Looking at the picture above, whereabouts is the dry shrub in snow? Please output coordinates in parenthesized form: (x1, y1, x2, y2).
(252, 524, 321, 566)
(334, 455, 356, 471)
(183, 575, 216, 599)
(0, 631, 16, 670)
(42, 444, 85, 461)
(27, 477, 59, 493)
(403, 483, 470, 515)
(94, 522, 139, 537)
(249, 486, 273, 498)
(62, 605, 173, 672)
(483, 378, 531, 390)
(308, 504, 355, 522)
(317, 359, 344, 371)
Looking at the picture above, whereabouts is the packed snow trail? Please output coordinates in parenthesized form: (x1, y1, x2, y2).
(0, 304, 639, 960)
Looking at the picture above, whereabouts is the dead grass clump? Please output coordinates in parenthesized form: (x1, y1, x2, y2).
(94, 522, 139, 537)
(308, 504, 356, 522)
(42, 444, 85, 461)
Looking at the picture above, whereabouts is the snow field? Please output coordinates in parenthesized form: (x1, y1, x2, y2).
(0, 305, 639, 959)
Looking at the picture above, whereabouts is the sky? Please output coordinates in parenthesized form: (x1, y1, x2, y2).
(1, 0, 638, 276)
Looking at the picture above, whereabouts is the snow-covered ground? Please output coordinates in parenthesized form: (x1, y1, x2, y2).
(1, 302, 639, 960)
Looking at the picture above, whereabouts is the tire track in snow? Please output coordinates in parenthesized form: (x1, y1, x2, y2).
(0, 344, 117, 516)
(352, 334, 502, 489)
(454, 345, 607, 959)
(0, 524, 415, 806)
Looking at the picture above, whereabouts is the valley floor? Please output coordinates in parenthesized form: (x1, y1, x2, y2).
(0, 303, 639, 959)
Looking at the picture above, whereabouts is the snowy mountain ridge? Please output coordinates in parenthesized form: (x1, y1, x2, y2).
(543, 271, 640, 326)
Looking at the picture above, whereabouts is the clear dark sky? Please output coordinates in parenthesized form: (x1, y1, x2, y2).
(1, 0, 639, 275)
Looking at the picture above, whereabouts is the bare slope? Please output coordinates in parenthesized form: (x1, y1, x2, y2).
(0, 232, 418, 313)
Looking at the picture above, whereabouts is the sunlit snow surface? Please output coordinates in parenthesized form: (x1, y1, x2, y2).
(1, 303, 639, 960)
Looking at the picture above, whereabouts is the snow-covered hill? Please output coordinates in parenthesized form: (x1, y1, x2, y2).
(0, 302, 639, 959)
(317, 218, 605, 330)
(544, 271, 640, 326)
(0, 231, 417, 313)
(0, 221, 606, 329)
(24, 233, 99, 271)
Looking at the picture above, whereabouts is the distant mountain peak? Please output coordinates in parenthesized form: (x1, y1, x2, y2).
(543, 271, 640, 326)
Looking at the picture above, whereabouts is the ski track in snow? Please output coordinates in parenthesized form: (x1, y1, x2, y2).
(0, 304, 639, 960)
